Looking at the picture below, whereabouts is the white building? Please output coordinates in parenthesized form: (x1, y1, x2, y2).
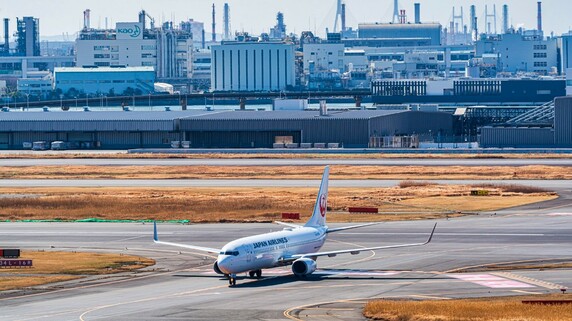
(76, 22, 193, 80)
(211, 42, 295, 91)
(302, 42, 344, 73)
(560, 33, 572, 73)
(476, 32, 558, 75)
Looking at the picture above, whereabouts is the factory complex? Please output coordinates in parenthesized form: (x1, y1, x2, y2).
(0, 1, 571, 150)
(0, 108, 453, 150)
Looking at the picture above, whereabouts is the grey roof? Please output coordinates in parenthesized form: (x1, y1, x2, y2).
(0, 109, 412, 132)
(185, 110, 406, 121)
(0, 110, 212, 122)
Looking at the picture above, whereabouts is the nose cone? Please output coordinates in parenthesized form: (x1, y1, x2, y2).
(217, 256, 234, 274)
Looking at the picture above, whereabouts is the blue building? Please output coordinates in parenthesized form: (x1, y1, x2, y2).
(53, 66, 155, 96)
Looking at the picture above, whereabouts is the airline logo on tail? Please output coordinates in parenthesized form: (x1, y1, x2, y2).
(319, 194, 327, 217)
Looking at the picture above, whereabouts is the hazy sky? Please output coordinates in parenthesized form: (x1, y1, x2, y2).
(0, 0, 568, 39)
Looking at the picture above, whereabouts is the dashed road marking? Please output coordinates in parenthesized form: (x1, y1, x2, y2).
(447, 273, 535, 288)
(492, 272, 567, 290)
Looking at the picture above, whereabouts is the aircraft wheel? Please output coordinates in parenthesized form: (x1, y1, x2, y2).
(255, 270, 262, 278)
(248, 271, 256, 278)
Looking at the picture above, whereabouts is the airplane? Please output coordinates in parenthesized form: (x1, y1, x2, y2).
(153, 166, 437, 286)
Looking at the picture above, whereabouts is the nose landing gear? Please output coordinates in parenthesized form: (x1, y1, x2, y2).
(228, 274, 237, 286)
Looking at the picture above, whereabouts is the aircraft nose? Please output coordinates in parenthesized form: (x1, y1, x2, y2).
(217, 256, 233, 274)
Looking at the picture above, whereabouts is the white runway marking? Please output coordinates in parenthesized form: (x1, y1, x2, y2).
(547, 213, 572, 216)
(198, 268, 402, 277)
(340, 232, 545, 237)
(448, 274, 535, 288)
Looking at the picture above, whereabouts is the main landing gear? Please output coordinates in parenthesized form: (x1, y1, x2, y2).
(248, 269, 262, 279)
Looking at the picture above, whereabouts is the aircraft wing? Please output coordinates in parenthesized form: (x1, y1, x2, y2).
(326, 222, 381, 233)
(153, 222, 221, 254)
(293, 223, 437, 259)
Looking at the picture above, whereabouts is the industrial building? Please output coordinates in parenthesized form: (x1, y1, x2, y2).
(479, 96, 572, 148)
(0, 109, 453, 149)
(53, 66, 155, 95)
(211, 41, 296, 91)
(371, 78, 565, 104)
(475, 32, 558, 75)
(75, 10, 193, 81)
(16, 17, 40, 57)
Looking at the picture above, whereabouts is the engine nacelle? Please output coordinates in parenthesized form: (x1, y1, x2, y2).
(291, 258, 317, 277)
(213, 261, 224, 275)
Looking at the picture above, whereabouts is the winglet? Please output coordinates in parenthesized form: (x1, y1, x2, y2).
(153, 221, 159, 242)
(425, 223, 437, 244)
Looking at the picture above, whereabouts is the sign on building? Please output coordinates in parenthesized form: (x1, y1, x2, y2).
(116, 22, 143, 40)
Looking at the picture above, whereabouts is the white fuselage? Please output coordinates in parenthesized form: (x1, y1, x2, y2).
(216, 226, 327, 274)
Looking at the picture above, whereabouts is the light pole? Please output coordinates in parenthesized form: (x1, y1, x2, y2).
(132, 94, 135, 107)
(60, 94, 63, 108)
(24, 93, 29, 110)
(85, 94, 89, 107)
(148, 92, 151, 107)
(74, 96, 78, 107)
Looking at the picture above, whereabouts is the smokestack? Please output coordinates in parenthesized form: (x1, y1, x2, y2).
(223, 3, 230, 41)
(211, 3, 216, 42)
(474, 16, 478, 41)
(470, 5, 476, 33)
(202, 29, 206, 49)
(3, 18, 9, 54)
(502, 5, 508, 34)
(139, 10, 146, 29)
(537, 1, 543, 32)
(341, 3, 346, 32)
(414, 3, 421, 24)
(83, 9, 91, 29)
(392, 0, 399, 23)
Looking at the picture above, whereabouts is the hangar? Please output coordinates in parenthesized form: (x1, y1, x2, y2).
(479, 96, 572, 148)
(0, 109, 453, 149)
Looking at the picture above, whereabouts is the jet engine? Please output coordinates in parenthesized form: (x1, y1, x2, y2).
(213, 261, 224, 275)
(291, 258, 317, 277)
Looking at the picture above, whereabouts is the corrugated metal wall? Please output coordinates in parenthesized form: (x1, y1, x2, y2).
(97, 132, 142, 149)
(141, 132, 181, 147)
(1, 120, 175, 132)
(555, 97, 572, 146)
(370, 112, 454, 137)
(181, 118, 370, 147)
(479, 127, 554, 148)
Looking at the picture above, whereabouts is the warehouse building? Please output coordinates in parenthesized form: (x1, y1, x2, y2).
(479, 96, 572, 148)
(53, 66, 155, 95)
(211, 41, 296, 92)
(0, 109, 453, 149)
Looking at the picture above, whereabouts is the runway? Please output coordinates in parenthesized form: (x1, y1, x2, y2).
(0, 158, 571, 167)
(1, 202, 571, 320)
(1, 178, 570, 190)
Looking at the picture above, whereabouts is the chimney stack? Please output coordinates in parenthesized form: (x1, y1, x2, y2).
(537, 1, 543, 32)
(211, 3, 216, 42)
(414, 3, 421, 24)
(502, 5, 509, 34)
(83, 9, 91, 30)
(3, 18, 9, 54)
(341, 3, 346, 32)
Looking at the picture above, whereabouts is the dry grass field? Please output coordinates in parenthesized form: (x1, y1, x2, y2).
(0, 184, 556, 222)
(1, 152, 572, 159)
(0, 165, 571, 180)
(364, 295, 572, 321)
(0, 251, 155, 291)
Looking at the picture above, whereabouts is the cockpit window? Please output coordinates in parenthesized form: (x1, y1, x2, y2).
(219, 251, 239, 256)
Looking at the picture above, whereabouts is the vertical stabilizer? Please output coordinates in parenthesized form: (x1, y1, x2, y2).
(305, 166, 329, 227)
